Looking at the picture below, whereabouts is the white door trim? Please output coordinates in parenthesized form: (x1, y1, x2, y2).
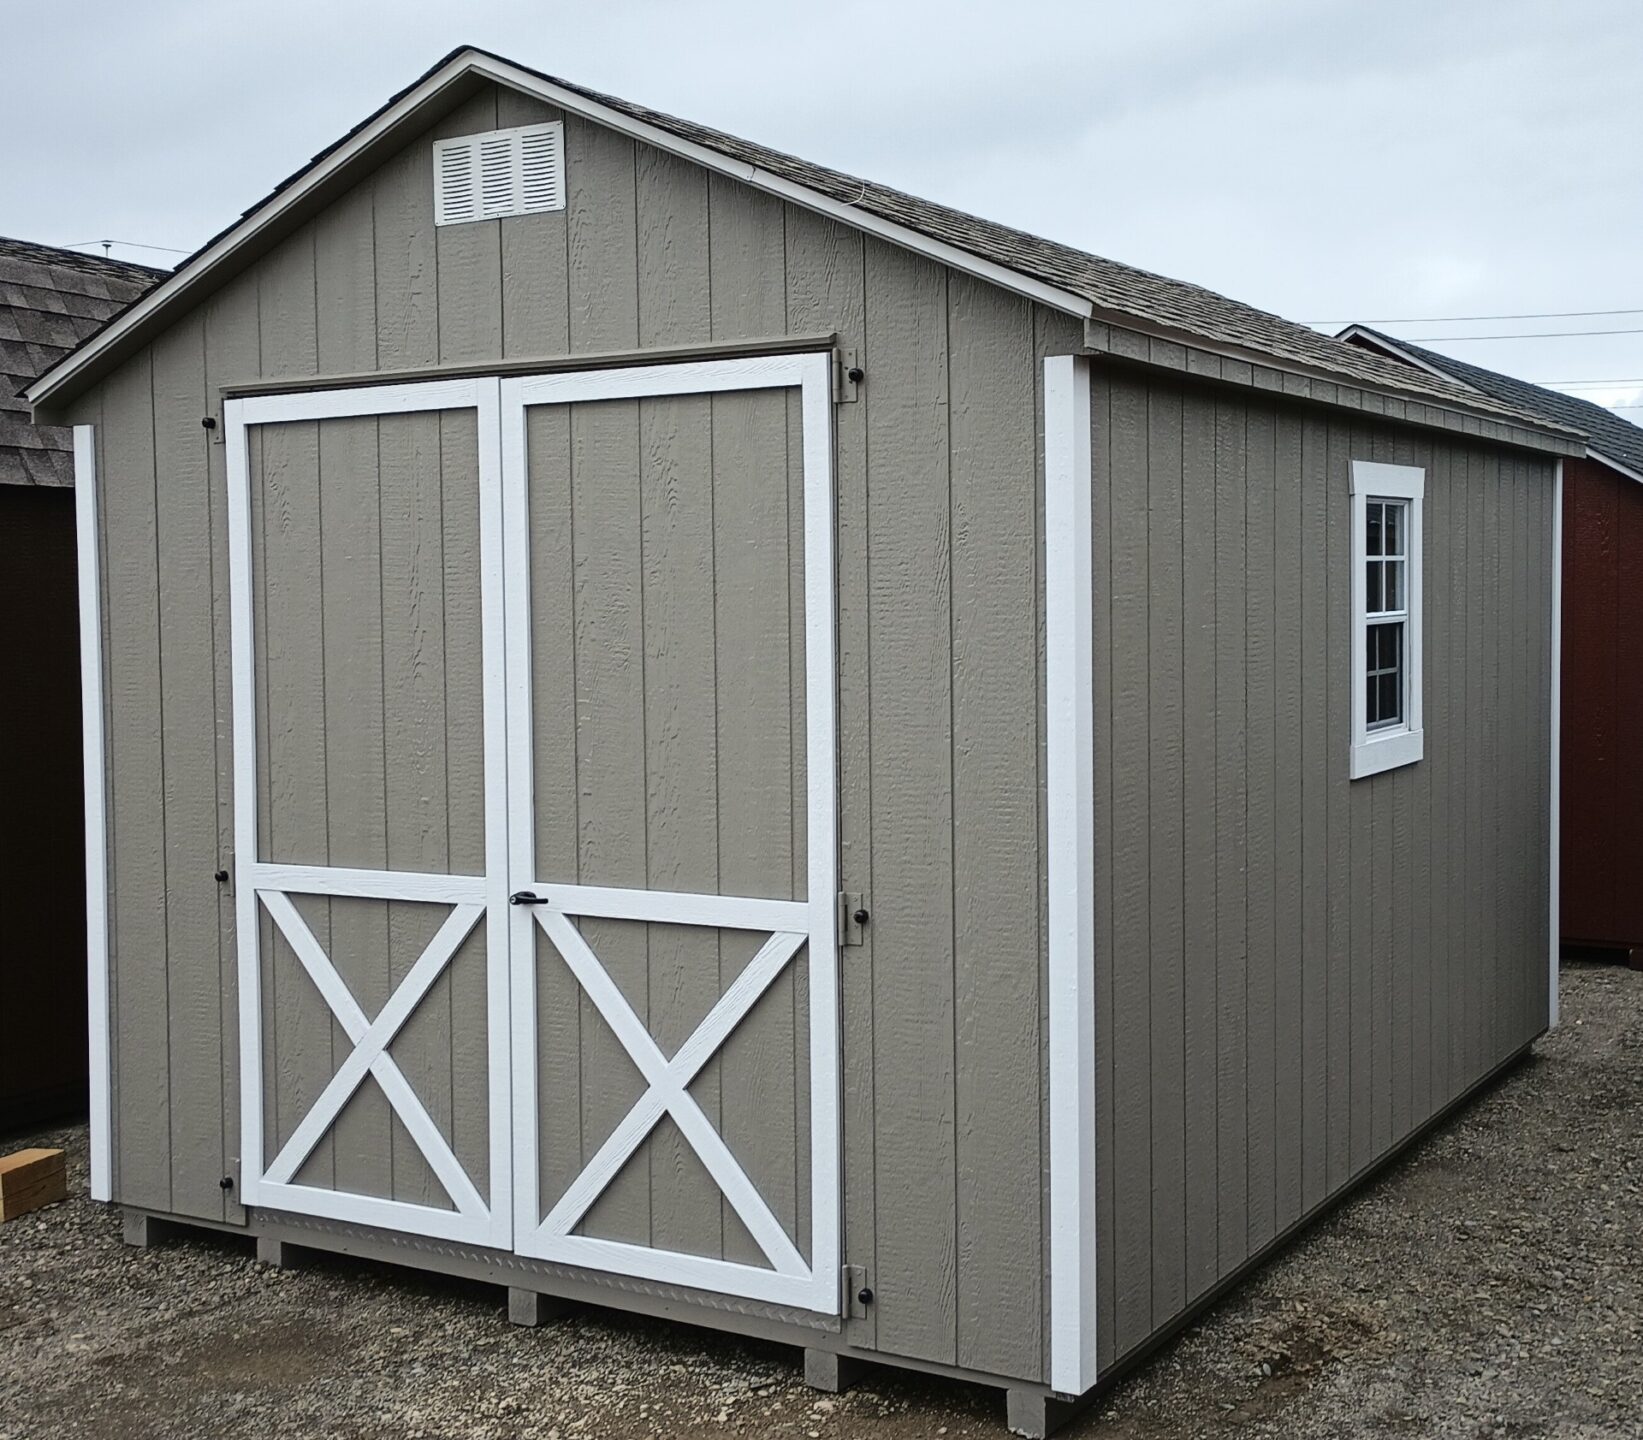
(225, 377, 514, 1249)
(502, 351, 841, 1314)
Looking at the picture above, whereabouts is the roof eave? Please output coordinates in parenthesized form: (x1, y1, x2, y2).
(1094, 315, 1583, 455)
(27, 48, 1095, 416)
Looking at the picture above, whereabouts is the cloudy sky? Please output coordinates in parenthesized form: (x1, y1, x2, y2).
(7, 0, 1643, 413)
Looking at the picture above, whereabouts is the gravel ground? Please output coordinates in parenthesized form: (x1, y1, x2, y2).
(2, 961, 1638, 1440)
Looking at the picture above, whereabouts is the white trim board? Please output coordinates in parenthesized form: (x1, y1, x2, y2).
(74, 424, 113, 1203)
(1044, 354, 1098, 1395)
(1550, 459, 1563, 1028)
(25, 51, 1090, 412)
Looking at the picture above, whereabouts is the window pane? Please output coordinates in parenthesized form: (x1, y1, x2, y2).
(1385, 558, 1402, 612)
(1366, 620, 1404, 728)
(1367, 502, 1383, 557)
(1384, 502, 1402, 558)
(1366, 559, 1383, 613)
(1380, 671, 1402, 724)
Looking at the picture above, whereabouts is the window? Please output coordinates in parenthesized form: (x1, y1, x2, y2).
(1350, 461, 1424, 778)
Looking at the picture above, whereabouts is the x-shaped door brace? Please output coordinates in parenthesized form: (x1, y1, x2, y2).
(258, 890, 489, 1218)
(531, 907, 810, 1278)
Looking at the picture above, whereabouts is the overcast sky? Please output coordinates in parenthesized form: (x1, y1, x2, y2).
(7, 0, 1643, 412)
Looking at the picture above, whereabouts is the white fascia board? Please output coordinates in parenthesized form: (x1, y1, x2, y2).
(27, 52, 1091, 409)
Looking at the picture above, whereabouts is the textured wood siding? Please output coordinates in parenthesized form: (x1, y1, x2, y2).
(1559, 457, 1643, 951)
(520, 386, 809, 1263)
(247, 408, 491, 1205)
(81, 78, 1070, 1383)
(1090, 367, 1555, 1370)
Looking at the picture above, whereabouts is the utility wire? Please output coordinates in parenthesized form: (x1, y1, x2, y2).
(1307, 305, 1643, 325)
(1404, 327, 1643, 341)
(59, 238, 191, 256)
(1540, 378, 1643, 389)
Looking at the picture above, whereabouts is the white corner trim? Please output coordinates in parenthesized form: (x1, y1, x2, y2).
(74, 424, 112, 1203)
(1044, 354, 1097, 1396)
(1549, 459, 1563, 1028)
(25, 51, 1091, 410)
(1349, 460, 1425, 781)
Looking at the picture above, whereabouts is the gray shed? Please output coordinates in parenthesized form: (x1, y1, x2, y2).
(26, 48, 1576, 1436)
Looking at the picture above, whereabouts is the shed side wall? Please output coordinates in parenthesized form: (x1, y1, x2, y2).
(1090, 365, 1555, 1371)
(76, 77, 1078, 1386)
(1558, 456, 1643, 951)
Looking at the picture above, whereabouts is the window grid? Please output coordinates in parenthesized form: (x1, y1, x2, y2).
(1364, 498, 1408, 731)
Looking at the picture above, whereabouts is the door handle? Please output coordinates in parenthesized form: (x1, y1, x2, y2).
(509, 891, 548, 906)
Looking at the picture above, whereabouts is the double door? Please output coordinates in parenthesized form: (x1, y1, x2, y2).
(226, 354, 838, 1312)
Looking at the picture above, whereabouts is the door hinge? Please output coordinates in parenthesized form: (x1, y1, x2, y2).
(838, 892, 867, 946)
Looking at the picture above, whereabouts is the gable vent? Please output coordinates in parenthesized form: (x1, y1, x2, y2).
(433, 122, 564, 226)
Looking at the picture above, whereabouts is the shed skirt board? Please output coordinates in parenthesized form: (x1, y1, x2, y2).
(225, 354, 840, 1314)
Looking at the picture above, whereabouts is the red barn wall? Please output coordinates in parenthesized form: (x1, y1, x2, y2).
(1561, 456, 1643, 951)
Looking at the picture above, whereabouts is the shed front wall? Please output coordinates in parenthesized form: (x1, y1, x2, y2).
(74, 78, 1081, 1387)
(1089, 365, 1555, 1372)
(1559, 455, 1643, 952)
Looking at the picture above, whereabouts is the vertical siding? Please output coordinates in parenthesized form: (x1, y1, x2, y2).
(101, 352, 169, 1213)
(1093, 367, 1556, 1367)
(85, 81, 1057, 1376)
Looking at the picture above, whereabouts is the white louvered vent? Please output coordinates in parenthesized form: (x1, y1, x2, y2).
(433, 122, 564, 226)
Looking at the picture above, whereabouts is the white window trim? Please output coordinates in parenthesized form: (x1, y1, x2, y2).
(1350, 460, 1425, 780)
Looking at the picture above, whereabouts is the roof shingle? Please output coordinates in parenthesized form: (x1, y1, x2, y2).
(1345, 326, 1643, 476)
(0, 237, 164, 487)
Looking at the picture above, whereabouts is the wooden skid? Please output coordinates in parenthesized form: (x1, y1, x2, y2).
(0, 1148, 67, 1221)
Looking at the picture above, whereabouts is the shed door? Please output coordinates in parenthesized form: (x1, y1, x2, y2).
(502, 355, 840, 1312)
(226, 379, 513, 1248)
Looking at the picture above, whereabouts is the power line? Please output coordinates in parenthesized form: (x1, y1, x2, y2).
(1307, 305, 1643, 325)
(59, 238, 191, 256)
(1405, 327, 1643, 341)
(1535, 377, 1643, 387)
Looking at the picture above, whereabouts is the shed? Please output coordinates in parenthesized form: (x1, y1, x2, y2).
(27, 49, 1576, 1436)
(0, 237, 161, 1129)
(1342, 325, 1643, 966)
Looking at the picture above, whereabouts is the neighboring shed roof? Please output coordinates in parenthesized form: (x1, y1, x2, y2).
(1, 237, 164, 486)
(23, 47, 1578, 448)
(1342, 324, 1643, 478)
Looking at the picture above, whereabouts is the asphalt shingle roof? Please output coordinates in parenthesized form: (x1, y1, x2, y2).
(1347, 326, 1643, 475)
(1, 237, 164, 485)
(26, 47, 1580, 446)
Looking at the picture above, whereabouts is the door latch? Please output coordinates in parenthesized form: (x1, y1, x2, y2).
(509, 891, 548, 906)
